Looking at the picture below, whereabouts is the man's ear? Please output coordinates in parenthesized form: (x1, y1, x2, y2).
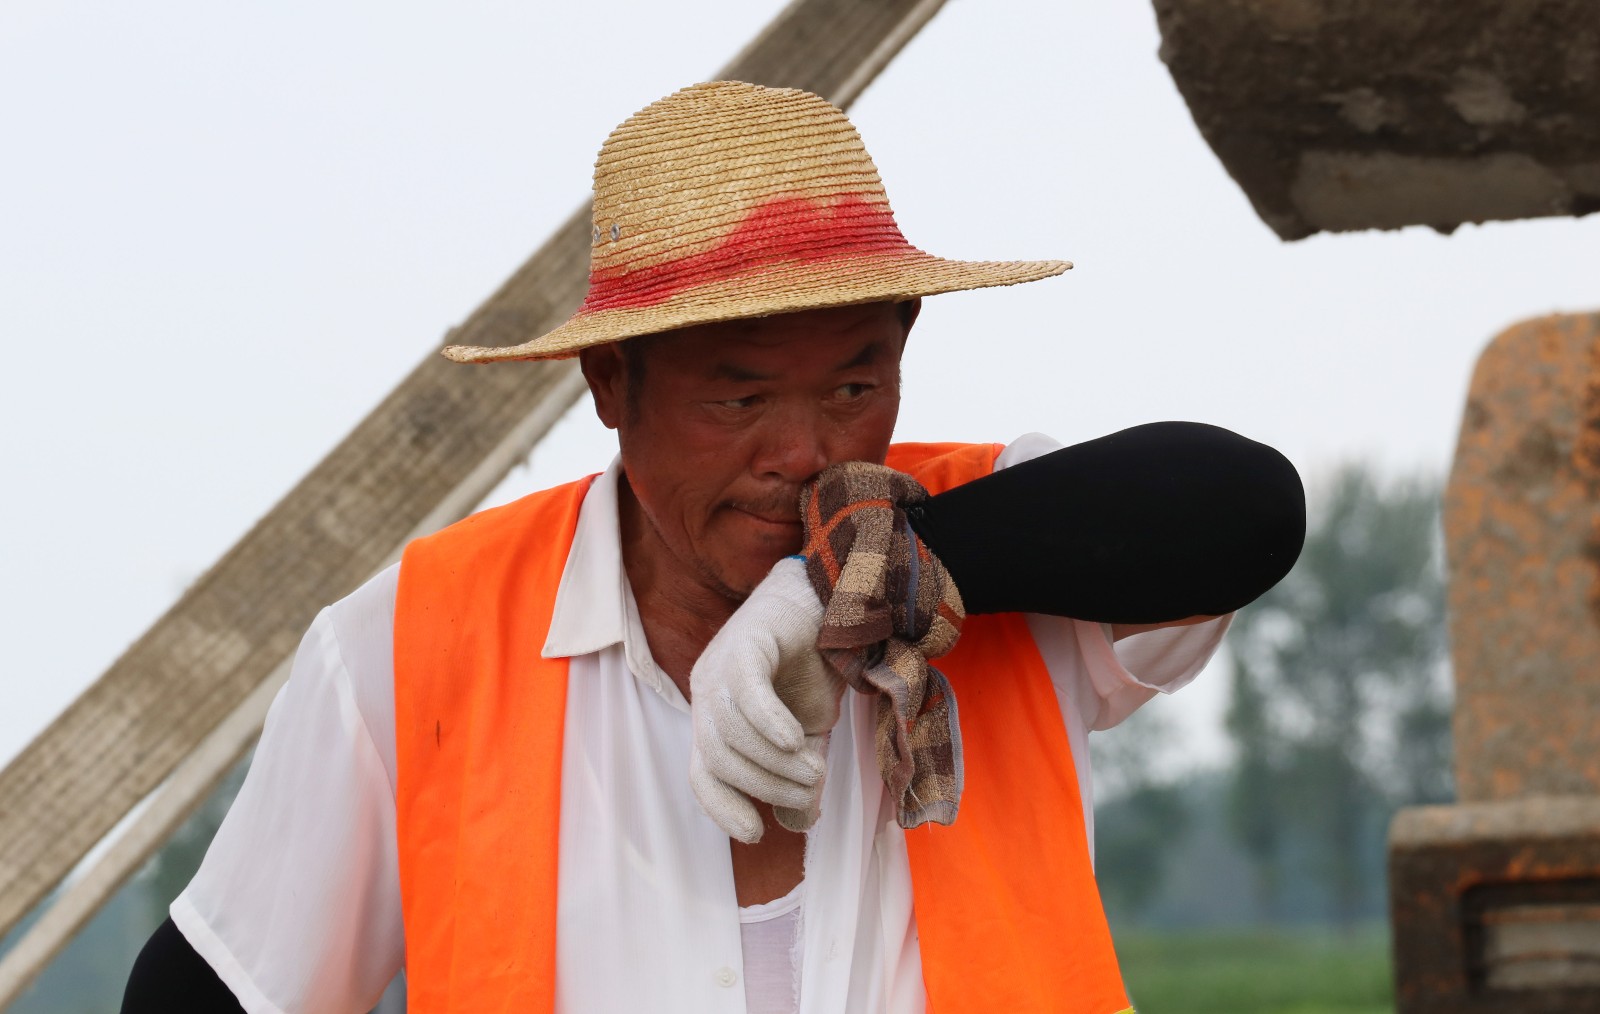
(580, 344, 626, 430)
(899, 297, 922, 345)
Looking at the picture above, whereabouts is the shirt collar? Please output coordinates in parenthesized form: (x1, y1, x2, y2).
(542, 457, 678, 702)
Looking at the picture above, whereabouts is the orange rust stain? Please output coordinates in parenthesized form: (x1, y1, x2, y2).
(1583, 330, 1600, 621)
(1579, 331, 1600, 479)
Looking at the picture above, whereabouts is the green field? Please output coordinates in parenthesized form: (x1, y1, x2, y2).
(1115, 926, 1394, 1014)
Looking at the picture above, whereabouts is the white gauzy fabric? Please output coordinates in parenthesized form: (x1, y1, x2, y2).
(172, 437, 1229, 1014)
(739, 884, 805, 1014)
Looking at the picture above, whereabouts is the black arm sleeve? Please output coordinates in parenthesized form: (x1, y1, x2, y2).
(122, 917, 246, 1014)
(903, 421, 1305, 623)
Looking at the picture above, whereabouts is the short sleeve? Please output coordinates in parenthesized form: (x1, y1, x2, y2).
(1064, 614, 1231, 731)
(170, 569, 405, 1014)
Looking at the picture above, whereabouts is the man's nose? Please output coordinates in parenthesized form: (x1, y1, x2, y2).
(753, 406, 830, 484)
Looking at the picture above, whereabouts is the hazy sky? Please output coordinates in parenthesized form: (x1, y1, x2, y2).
(4, 0, 1597, 770)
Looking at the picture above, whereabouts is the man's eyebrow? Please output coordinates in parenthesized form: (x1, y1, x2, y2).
(833, 341, 889, 371)
(707, 362, 775, 383)
(704, 341, 889, 382)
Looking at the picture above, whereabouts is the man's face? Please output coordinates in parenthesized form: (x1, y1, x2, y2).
(583, 301, 913, 600)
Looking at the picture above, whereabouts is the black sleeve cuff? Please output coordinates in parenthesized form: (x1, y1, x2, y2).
(904, 422, 1305, 623)
(122, 917, 245, 1014)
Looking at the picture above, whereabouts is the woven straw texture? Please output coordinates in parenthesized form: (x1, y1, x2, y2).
(445, 81, 1069, 362)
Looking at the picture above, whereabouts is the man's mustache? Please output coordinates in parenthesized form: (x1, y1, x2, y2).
(727, 491, 804, 523)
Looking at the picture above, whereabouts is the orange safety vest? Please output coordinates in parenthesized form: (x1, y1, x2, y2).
(394, 442, 1132, 1014)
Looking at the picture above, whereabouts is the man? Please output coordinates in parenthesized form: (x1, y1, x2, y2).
(124, 81, 1303, 1013)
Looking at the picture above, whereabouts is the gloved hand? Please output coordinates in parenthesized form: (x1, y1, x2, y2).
(689, 556, 844, 842)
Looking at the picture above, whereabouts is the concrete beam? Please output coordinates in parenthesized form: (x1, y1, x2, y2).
(1152, 0, 1600, 239)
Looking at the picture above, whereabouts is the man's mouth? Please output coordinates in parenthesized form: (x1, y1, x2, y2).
(726, 495, 804, 531)
(732, 506, 801, 527)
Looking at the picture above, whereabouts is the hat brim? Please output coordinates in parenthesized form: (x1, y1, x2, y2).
(442, 250, 1070, 363)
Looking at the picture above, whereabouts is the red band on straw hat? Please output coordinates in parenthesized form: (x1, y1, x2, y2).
(579, 193, 915, 315)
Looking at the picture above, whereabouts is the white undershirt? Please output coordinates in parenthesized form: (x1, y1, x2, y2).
(740, 883, 806, 1014)
(172, 433, 1230, 1014)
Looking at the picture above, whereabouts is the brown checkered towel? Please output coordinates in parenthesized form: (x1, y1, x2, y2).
(800, 461, 967, 828)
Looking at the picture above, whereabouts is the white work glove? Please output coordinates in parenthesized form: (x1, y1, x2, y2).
(689, 556, 844, 842)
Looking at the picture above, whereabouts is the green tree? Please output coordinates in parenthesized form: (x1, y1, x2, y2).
(1223, 463, 1450, 927)
(1093, 706, 1193, 920)
(1225, 655, 1285, 920)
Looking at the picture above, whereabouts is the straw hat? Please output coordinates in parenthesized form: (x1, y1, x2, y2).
(443, 80, 1070, 363)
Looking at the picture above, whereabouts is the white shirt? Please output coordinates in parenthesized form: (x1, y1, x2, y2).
(172, 434, 1229, 1014)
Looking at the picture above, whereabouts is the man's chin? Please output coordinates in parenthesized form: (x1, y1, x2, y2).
(722, 549, 797, 600)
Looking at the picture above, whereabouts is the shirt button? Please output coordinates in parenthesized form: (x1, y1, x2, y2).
(715, 967, 737, 988)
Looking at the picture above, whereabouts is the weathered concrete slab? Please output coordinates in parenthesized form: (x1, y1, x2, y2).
(1152, 0, 1600, 239)
(1391, 796, 1600, 1012)
(1445, 312, 1600, 803)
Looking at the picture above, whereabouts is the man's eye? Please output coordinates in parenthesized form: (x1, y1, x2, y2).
(716, 396, 759, 410)
(834, 383, 871, 400)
